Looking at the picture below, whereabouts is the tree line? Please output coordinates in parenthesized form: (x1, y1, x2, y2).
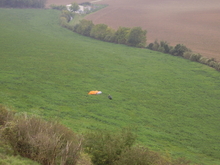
(55, 5, 147, 48)
(147, 40, 220, 71)
(74, 19, 147, 48)
(0, 0, 46, 8)
(59, 8, 220, 71)
(0, 105, 193, 165)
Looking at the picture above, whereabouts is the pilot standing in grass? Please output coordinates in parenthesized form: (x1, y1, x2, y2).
(108, 94, 112, 100)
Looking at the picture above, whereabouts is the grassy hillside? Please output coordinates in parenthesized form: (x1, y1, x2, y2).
(0, 8, 220, 164)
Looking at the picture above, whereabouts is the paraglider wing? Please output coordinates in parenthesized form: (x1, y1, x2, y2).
(88, 90, 102, 95)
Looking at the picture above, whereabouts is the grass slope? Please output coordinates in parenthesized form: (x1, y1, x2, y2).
(0, 8, 220, 164)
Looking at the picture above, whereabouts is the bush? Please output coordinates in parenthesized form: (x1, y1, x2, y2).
(126, 27, 147, 47)
(208, 60, 217, 68)
(160, 41, 171, 53)
(189, 53, 202, 62)
(90, 24, 108, 40)
(171, 44, 191, 57)
(2, 115, 82, 165)
(115, 27, 131, 44)
(0, 105, 14, 126)
(113, 146, 169, 165)
(104, 27, 116, 42)
(84, 128, 136, 165)
(183, 51, 193, 60)
(147, 43, 154, 50)
(158, 46, 165, 53)
(198, 57, 209, 64)
(60, 10, 74, 23)
(74, 19, 94, 36)
(147, 40, 171, 53)
(152, 41, 159, 51)
(214, 62, 220, 71)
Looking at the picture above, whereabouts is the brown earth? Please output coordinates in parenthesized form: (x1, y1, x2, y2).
(46, 0, 220, 61)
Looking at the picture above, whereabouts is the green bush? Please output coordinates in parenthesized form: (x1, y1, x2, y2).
(126, 27, 147, 47)
(189, 53, 202, 62)
(90, 24, 108, 40)
(84, 129, 136, 165)
(147, 43, 154, 50)
(2, 115, 82, 165)
(198, 57, 209, 64)
(74, 19, 94, 36)
(60, 10, 74, 23)
(158, 46, 165, 53)
(115, 27, 131, 44)
(215, 62, 220, 71)
(69, 2, 79, 12)
(171, 44, 191, 57)
(183, 51, 193, 60)
(159, 41, 171, 53)
(104, 27, 116, 42)
(208, 60, 217, 68)
(0, 105, 14, 126)
(152, 41, 160, 51)
(147, 40, 171, 53)
(113, 146, 169, 165)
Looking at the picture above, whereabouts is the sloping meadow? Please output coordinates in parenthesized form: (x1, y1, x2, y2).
(0, 8, 220, 164)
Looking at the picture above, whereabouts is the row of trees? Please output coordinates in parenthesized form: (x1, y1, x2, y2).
(74, 19, 147, 47)
(0, 0, 46, 8)
(58, 7, 220, 71)
(58, 9, 147, 48)
(0, 105, 193, 165)
(147, 40, 220, 71)
(147, 40, 192, 56)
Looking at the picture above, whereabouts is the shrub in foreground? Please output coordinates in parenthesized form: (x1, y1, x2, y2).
(0, 106, 195, 165)
(113, 146, 169, 165)
(2, 114, 82, 165)
(0, 105, 14, 126)
(84, 128, 193, 165)
(84, 129, 136, 165)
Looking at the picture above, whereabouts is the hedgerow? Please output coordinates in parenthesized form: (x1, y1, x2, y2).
(54, 3, 220, 72)
(56, 3, 147, 49)
(0, 105, 82, 165)
(0, 105, 195, 165)
(147, 40, 220, 71)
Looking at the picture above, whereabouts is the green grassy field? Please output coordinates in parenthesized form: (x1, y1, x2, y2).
(0, 8, 220, 164)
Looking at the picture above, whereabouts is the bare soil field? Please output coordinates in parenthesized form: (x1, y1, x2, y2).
(46, 0, 220, 61)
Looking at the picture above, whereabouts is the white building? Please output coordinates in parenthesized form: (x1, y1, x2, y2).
(66, 4, 91, 14)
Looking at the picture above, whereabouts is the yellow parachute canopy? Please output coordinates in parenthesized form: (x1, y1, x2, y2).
(88, 90, 102, 95)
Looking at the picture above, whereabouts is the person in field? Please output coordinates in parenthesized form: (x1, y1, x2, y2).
(108, 94, 112, 100)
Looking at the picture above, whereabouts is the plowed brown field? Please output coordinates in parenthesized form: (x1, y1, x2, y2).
(46, 0, 220, 61)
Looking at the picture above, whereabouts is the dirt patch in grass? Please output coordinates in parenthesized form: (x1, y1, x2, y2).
(46, 0, 220, 61)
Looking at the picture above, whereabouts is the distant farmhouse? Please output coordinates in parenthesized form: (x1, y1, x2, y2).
(66, 3, 92, 14)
